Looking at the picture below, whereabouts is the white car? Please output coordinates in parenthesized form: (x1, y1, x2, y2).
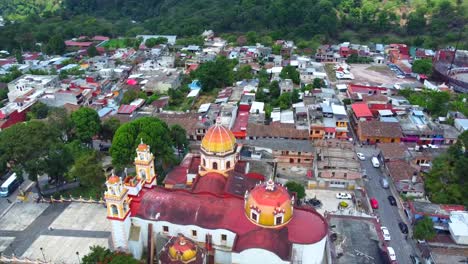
(356, 152, 365, 160)
(387, 247, 396, 261)
(381, 226, 391, 241)
(336, 192, 352, 199)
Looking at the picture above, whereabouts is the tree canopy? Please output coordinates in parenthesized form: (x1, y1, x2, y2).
(279, 65, 300, 84)
(110, 117, 177, 169)
(412, 59, 433, 76)
(190, 56, 236, 92)
(81, 245, 140, 264)
(285, 181, 305, 200)
(424, 131, 468, 207)
(413, 216, 436, 241)
(71, 107, 101, 143)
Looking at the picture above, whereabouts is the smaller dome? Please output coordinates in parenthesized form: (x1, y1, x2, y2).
(137, 138, 149, 151)
(245, 179, 294, 227)
(201, 120, 236, 153)
(168, 235, 198, 263)
(108, 175, 121, 184)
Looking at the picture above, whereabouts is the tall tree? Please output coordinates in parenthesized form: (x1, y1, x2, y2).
(413, 216, 436, 240)
(44, 143, 73, 185)
(280, 65, 300, 84)
(170, 124, 188, 157)
(111, 117, 175, 169)
(101, 117, 121, 141)
(68, 151, 104, 187)
(71, 107, 101, 143)
(45, 35, 65, 55)
(191, 56, 235, 92)
(285, 181, 306, 200)
(412, 59, 433, 76)
(87, 45, 99, 57)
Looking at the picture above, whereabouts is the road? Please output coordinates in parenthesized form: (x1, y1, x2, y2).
(358, 147, 417, 264)
(0, 178, 33, 214)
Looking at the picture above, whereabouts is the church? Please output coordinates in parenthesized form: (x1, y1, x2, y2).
(105, 119, 328, 264)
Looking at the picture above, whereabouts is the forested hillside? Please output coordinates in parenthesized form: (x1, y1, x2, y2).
(0, 0, 466, 51)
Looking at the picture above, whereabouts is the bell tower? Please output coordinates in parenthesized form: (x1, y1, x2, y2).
(135, 139, 156, 188)
(105, 171, 132, 251)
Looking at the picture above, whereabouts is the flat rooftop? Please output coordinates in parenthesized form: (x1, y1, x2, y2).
(328, 215, 386, 264)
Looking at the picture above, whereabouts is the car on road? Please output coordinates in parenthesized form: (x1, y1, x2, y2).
(387, 247, 396, 261)
(370, 198, 379, 209)
(336, 192, 352, 199)
(381, 226, 391, 241)
(306, 198, 322, 209)
(388, 195, 397, 206)
(371, 157, 380, 168)
(399, 222, 409, 234)
(356, 152, 365, 160)
(380, 178, 389, 189)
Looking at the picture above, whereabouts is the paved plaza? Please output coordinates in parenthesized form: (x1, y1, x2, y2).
(0, 202, 111, 264)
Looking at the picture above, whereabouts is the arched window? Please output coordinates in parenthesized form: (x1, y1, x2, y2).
(139, 169, 147, 180)
(203, 159, 206, 167)
(251, 211, 259, 223)
(226, 161, 231, 169)
(275, 215, 283, 225)
(111, 205, 118, 216)
(139, 153, 144, 160)
(213, 162, 218, 170)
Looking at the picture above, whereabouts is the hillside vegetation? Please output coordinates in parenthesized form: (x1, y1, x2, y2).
(0, 0, 466, 51)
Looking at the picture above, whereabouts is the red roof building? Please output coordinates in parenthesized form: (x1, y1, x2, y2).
(231, 110, 249, 139)
(351, 103, 373, 120)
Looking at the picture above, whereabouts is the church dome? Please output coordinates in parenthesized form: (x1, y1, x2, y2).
(244, 179, 294, 228)
(168, 235, 198, 263)
(108, 175, 121, 184)
(201, 120, 236, 154)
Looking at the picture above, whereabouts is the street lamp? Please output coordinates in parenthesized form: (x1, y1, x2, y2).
(76, 251, 81, 264)
(40, 247, 46, 262)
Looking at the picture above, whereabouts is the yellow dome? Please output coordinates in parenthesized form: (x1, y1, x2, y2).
(168, 236, 198, 263)
(201, 121, 236, 153)
(244, 179, 294, 228)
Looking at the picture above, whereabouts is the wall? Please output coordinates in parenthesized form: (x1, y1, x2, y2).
(231, 248, 289, 264)
(292, 236, 327, 264)
(131, 218, 237, 250)
(111, 216, 131, 250)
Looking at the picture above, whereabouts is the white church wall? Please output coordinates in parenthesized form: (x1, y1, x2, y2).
(292, 236, 327, 264)
(111, 216, 132, 250)
(231, 248, 289, 264)
(214, 249, 232, 264)
(131, 218, 237, 249)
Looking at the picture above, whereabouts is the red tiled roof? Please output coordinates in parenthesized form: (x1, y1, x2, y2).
(117, 105, 137, 114)
(192, 172, 227, 194)
(324, 127, 335, 133)
(359, 121, 403, 138)
(65, 41, 93, 47)
(164, 167, 188, 185)
(351, 103, 373, 118)
(131, 187, 328, 260)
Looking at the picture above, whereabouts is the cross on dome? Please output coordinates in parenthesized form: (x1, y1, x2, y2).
(265, 178, 276, 191)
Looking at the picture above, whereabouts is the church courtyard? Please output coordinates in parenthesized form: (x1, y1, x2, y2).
(0, 202, 111, 263)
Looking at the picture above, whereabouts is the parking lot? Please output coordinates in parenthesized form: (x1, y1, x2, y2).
(305, 189, 357, 215)
(349, 64, 413, 85)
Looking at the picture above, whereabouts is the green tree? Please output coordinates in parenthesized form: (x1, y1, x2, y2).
(291, 89, 300, 103)
(45, 35, 65, 55)
(0, 121, 60, 194)
(71, 107, 101, 143)
(82, 246, 112, 264)
(170, 124, 188, 156)
(413, 216, 436, 241)
(191, 56, 235, 92)
(121, 90, 147, 105)
(312, 78, 325, 88)
(101, 118, 121, 141)
(412, 59, 433, 76)
(111, 117, 175, 169)
(235, 65, 253, 81)
(276, 92, 292, 110)
(285, 181, 306, 200)
(279, 65, 300, 84)
(255, 87, 267, 102)
(272, 44, 282, 55)
(44, 143, 73, 184)
(145, 37, 167, 48)
(48, 107, 73, 141)
(87, 45, 99, 57)
(26, 102, 50, 120)
(68, 151, 104, 187)
(269, 81, 281, 98)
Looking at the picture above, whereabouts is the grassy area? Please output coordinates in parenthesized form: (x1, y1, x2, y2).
(102, 38, 131, 49)
(52, 185, 104, 200)
(192, 94, 216, 111)
(324, 64, 337, 82)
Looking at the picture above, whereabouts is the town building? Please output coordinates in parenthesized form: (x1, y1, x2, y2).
(357, 121, 402, 144)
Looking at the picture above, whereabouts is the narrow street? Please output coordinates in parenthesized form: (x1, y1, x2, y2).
(358, 147, 418, 264)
